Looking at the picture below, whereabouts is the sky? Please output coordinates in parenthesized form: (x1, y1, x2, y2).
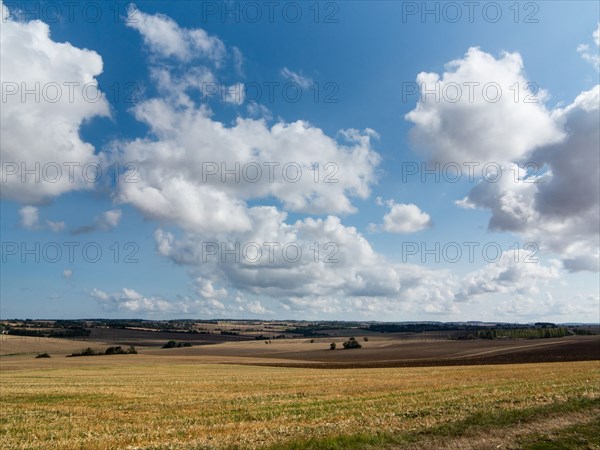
(1, 0, 599, 322)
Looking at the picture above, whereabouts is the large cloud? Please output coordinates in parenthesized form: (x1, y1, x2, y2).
(0, 1, 109, 203)
(149, 205, 567, 318)
(457, 86, 600, 272)
(115, 5, 380, 234)
(456, 250, 561, 301)
(106, 7, 588, 318)
(116, 101, 380, 232)
(405, 47, 563, 164)
(405, 43, 599, 273)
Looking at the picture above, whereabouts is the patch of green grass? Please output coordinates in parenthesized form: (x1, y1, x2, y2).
(266, 397, 600, 450)
(517, 416, 600, 450)
(423, 396, 599, 438)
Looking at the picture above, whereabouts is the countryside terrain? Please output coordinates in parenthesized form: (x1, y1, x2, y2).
(1, 321, 599, 449)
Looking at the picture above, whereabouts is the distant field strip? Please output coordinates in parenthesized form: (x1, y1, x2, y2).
(1, 361, 598, 449)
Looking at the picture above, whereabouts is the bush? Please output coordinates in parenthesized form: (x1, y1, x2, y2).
(162, 341, 192, 349)
(105, 346, 123, 355)
(363, 337, 369, 342)
(330, 342, 336, 350)
(68, 346, 137, 357)
(68, 347, 100, 357)
(342, 337, 362, 349)
(35, 353, 51, 358)
(105, 346, 138, 355)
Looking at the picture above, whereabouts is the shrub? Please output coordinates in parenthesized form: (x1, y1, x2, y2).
(35, 353, 51, 358)
(68, 346, 137, 357)
(105, 346, 138, 355)
(105, 346, 123, 355)
(342, 337, 362, 349)
(363, 337, 369, 342)
(162, 341, 191, 349)
(68, 347, 100, 357)
(330, 342, 336, 350)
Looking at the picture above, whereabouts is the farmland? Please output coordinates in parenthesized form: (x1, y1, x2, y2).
(1, 331, 599, 449)
(1, 359, 598, 449)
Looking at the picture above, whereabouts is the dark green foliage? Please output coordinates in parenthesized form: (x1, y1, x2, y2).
(476, 327, 568, 339)
(330, 342, 336, 350)
(68, 346, 137, 357)
(35, 353, 51, 358)
(342, 337, 361, 349)
(105, 345, 138, 355)
(162, 340, 192, 349)
(572, 328, 596, 335)
(68, 347, 99, 357)
(6, 326, 91, 338)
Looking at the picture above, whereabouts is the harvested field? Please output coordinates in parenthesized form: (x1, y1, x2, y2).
(1, 359, 598, 449)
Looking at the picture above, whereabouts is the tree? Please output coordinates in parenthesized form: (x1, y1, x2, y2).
(342, 337, 361, 349)
(330, 342, 336, 350)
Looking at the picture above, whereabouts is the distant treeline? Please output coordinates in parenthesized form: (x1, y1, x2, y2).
(284, 327, 331, 337)
(572, 328, 597, 336)
(365, 323, 471, 333)
(475, 327, 568, 339)
(6, 327, 91, 338)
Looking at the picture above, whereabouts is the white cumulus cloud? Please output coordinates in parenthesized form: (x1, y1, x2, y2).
(405, 47, 563, 165)
(375, 200, 432, 234)
(1, 1, 109, 203)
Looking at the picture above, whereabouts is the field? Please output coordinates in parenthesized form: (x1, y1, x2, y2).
(2, 333, 598, 368)
(1, 334, 599, 449)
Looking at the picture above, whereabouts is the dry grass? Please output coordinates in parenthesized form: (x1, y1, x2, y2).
(1, 359, 598, 449)
(0, 335, 108, 357)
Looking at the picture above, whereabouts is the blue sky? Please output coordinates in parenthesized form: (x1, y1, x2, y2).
(1, 1, 599, 321)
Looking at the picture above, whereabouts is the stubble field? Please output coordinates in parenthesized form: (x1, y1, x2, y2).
(1, 356, 599, 449)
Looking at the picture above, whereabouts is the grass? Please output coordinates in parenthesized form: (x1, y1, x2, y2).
(0, 360, 598, 449)
(517, 416, 600, 449)
(268, 397, 600, 449)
